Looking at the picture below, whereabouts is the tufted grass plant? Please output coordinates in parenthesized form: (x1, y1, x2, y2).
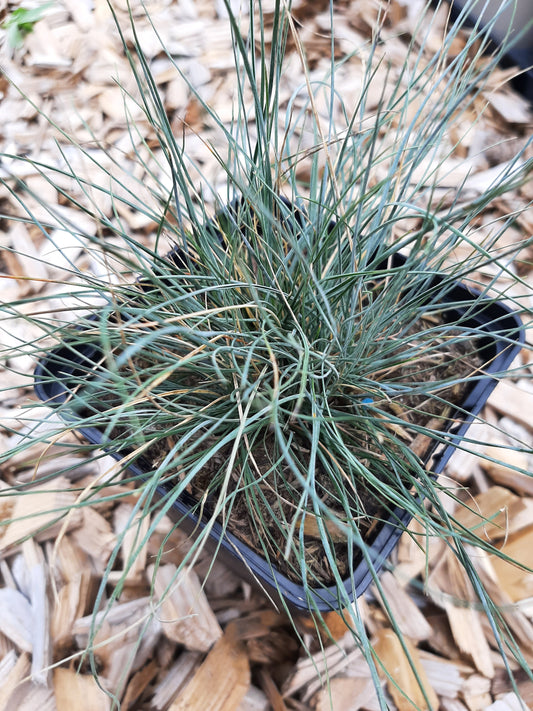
(1, 0, 533, 707)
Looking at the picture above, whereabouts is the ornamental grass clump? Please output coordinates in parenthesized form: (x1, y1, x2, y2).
(1, 0, 533, 706)
(50, 196, 491, 591)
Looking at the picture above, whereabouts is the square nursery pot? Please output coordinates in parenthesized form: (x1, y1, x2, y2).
(34, 252, 524, 613)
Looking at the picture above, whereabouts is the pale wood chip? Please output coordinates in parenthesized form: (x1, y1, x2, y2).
(0, 680, 55, 711)
(445, 420, 495, 483)
(5, 222, 49, 291)
(60, 0, 95, 31)
(484, 692, 528, 711)
(373, 571, 433, 641)
(488, 381, 533, 430)
(301, 646, 370, 703)
(147, 563, 222, 652)
(281, 633, 357, 698)
(0, 650, 17, 690)
(0, 477, 83, 554)
(69, 507, 117, 568)
(73, 596, 159, 699)
(168, 623, 250, 711)
(51, 570, 93, 648)
(462, 673, 492, 711)
(235, 685, 270, 711)
(395, 518, 446, 584)
(453, 486, 526, 542)
(150, 652, 203, 711)
(165, 77, 189, 112)
(445, 602, 494, 680)
(200, 559, 242, 599)
(53, 668, 111, 711)
(440, 699, 469, 711)
(473, 559, 533, 663)
(481, 442, 533, 496)
(118, 661, 159, 711)
(428, 553, 495, 678)
(486, 91, 532, 125)
(111, 503, 150, 584)
(314, 675, 381, 711)
(461, 160, 530, 196)
(73, 596, 151, 636)
(0, 652, 30, 711)
(49, 532, 92, 583)
(490, 525, 533, 602)
(372, 627, 439, 711)
(418, 650, 465, 699)
(22, 539, 50, 685)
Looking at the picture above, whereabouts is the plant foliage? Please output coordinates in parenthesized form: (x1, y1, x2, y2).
(2, 1, 53, 49)
(1, 0, 533, 707)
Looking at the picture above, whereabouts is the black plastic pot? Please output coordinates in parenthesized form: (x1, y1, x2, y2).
(449, 0, 533, 101)
(34, 258, 524, 613)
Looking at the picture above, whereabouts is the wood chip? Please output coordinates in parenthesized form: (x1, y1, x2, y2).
(314, 676, 380, 711)
(447, 605, 492, 680)
(110, 503, 150, 584)
(372, 628, 439, 711)
(256, 667, 288, 711)
(282, 635, 359, 699)
(22, 539, 50, 685)
(491, 668, 533, 706)
(0, 588, 34, 652)
(480, 443, 533, 496)
(490, 525, 533, 602)
(462, 673, 492, 711)
(395, 518, 446, 584)
(69, 507, 117, 568)
(484, 692, 528, 711)
(5, 222, 49, 292)
(0, 653, 30, 711)
(235, 685, 270, 711)
(373, 571, 433, 641)
(445, 420, 495, 483)
(453, 486, 526, 542)
(1, 681, 55, 711)
(486, 91, 532, 125)
(148, 564, 222, 652)
(0, 650, 17, 687)
(440, 699, 469, 711)
(418, 650, 465, 699)
(53, 668, 111, 711)
(296, 608, 354, 643)
(428, 554, 495, 678)
(73, 596, 160, 700)
(0, 477, 83, 554)
(150, 652, 203, 711)
(51, 570, 93, 648)
(168, 623, 250, 711)
(121, 660, 159, 711)
(488, 381, 533, 431)
(50, 533, 92, 582)
(1, 1, 533, 707)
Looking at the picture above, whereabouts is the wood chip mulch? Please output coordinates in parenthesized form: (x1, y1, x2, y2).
(1, 1, 533, 709)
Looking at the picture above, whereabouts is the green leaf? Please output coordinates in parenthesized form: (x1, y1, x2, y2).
(2, 2, 54, 49)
